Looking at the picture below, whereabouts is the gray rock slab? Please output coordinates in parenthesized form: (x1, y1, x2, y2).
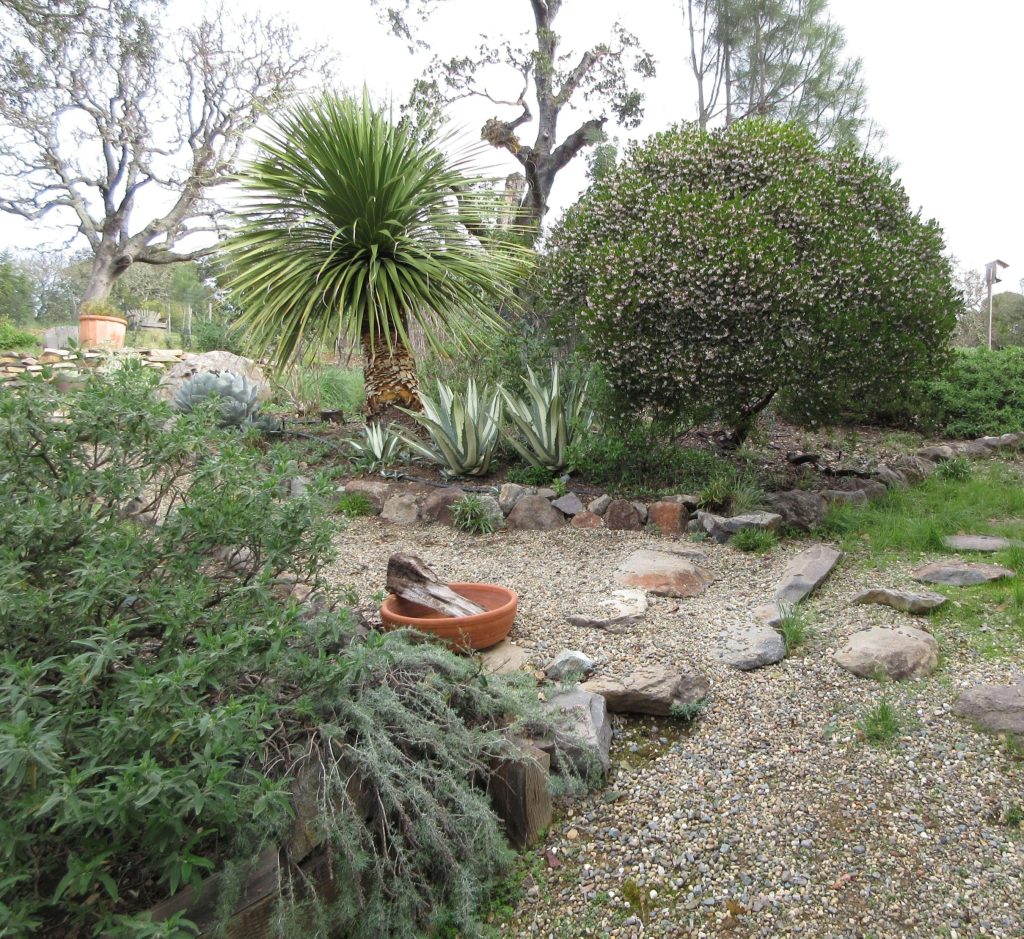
(498, 482, 529, 514)
(587, 494, 612, 516)
(545, 649, 595, 681)
(833, 626, 938, 680)
(551, 492, 586, 516)
(715, 624, 786, 670)
(873, 465, 908, 489)
(852, 587, 948, 614)
(765, 490, 826, 532)
(953, 679, 1024, 742)
(614, 548, 715, 598)
(917, 445, 956, 462)
(913, 560, 1014, 586)
(381, 492, 421, 525)
(567, 588, 648, 630)
(819, 489, 868, 507)
(942, 534, 1024, 552)
(581, 665, 710, 717)
(544, 688, 612, 776)
(506, 494, 566, 531)
(893, 455, 935, 483)
(479, 640, 532, 675)
(697, 510, 783, 544)
(774, 545, 842, 605)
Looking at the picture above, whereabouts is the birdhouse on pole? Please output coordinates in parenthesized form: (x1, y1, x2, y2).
(985, 259, 1010, 349)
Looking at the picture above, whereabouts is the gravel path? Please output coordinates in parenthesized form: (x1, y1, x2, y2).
(327, 521, 1024, 939)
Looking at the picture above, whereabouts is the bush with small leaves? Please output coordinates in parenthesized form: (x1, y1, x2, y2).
(544, 120, 959, 442)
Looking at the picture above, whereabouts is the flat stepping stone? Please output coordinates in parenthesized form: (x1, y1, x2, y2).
(833, 626, 938, 681)
(567, 588, 648, 630)
(480, 639, 532, 675)
(715, 624, 786, 671)
(942, 534, 1024, 552)
(852, 587, 947, 614)
(581, 665, 710, 717)
(696, 510, 782, 544)
(774, 545, 842, 605)
(913, 560, 1014, 586)
(615, 548, 715, 598)
(953, 678, 1024, 742)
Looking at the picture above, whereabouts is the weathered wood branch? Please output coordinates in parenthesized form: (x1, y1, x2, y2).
(386, 553, 485, 617)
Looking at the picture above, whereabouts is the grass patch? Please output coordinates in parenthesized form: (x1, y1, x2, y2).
(777, 605, 813, 653)
(730, 527, 777, 553)
(335, 491, 376, 517)
(857, 698, 904, 745)
(451, 494, 501, 535)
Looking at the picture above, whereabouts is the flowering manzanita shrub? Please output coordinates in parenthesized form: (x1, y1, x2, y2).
(544, 120, 960, 438)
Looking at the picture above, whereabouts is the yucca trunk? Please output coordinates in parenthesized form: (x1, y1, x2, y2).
(363, 333, 422, 418)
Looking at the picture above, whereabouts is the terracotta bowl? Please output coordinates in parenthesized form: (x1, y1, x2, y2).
(379, 583, 518, 651)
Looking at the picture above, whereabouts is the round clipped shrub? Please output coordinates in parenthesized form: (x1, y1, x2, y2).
(544, 120, 960, 441)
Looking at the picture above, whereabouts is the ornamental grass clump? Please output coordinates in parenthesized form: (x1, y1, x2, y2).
(544, 120, 960, 444)
(0, 366, 570, 938)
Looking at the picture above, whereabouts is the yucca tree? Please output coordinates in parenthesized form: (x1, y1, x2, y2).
(222, 91, 531, 417)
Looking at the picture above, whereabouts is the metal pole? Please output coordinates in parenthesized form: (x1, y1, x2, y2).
(988, 278, 994, 350)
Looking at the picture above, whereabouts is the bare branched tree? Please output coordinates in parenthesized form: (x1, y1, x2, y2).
(0, 0, 324, 304)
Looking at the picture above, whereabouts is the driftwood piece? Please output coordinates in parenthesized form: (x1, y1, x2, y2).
(386, 553, 485, 617)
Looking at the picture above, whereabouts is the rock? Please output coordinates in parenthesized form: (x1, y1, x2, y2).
(158, 351, 271, 402)
(567, 588, 648, 630)
(479, 639, 532, 675)
(587, 494, 612, 516)
(581, 665, 710, 717)
(498, 483, 529, 514)
(833, 626, 938, 680)
(668, 493, 701, 511)
(765, 490, 826, 532)
(852, 587, 948, 614)
(873, 464, 909, 489)
(913, 560, 1014, 586)
(959, 439, 996, 458)
(614, 547, 715, 598)
(604, 499, 642, 531)
(893, 455, 935, 483)
(696, 510, 783, 544)
(998, 432, 1023, 449)
(570, 511, 604, 529)
(551, 492, 586, 516)
(381, 493, 421, 525)
(715, 624, 786, 671)
(287, 476, 312, 499)
(842, 478, 888, 502)
(819, 489, 868, 507)
(506, 494, 566, 531)
(632, 502, 649, 525)
(774, 545, 842, 606)
(751, 602, 785, 627)
(342, 479, 391, 513)
(953, 679, 1024, 743)
(487, 740, 553, 849)
(545, 649, 595, 681)
(917, 445, 956, 462)
(543, 688, 612, 777)
(420, 486, 466, 525)
(648, 500, 689, 536)
(942, 534, 1024, 552)
(536, 487, 557, 500)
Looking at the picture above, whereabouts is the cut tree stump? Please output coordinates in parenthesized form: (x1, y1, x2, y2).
(386, 553, 485, 617)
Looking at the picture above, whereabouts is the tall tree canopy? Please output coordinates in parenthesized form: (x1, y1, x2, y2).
(683, 0, 873, 149)
(373, 0, 656, 232)
(0, 0, 322, 305)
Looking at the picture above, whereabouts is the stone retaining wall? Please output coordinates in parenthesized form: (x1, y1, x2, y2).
(0, 347, 187, 386)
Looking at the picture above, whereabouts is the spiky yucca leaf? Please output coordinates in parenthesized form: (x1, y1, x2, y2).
(347, 422, 407, 473)
(398, 379, 502, 477)
(499, 366, 590, 472)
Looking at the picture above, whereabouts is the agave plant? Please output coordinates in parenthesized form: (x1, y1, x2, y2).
(347, 422, 408, 474)
(398, 379, 502, 477)
(499, 366, 591, 473)
(171, 371, 263, 428)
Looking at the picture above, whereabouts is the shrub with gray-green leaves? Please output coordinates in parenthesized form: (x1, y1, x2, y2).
(544, 120, 960, 440)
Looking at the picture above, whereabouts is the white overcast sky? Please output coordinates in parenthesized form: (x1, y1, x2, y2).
(3, 0, 1021, 290)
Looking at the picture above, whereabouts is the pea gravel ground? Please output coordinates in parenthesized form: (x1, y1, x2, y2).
(328, 519, 1024, 939)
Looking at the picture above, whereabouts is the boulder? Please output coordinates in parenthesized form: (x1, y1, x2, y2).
(544, 649, 595, 681)
(913, 560, 1014, 586)
(342, 479, 391, 513)
(551, 492, 586, 516)
(873, 465, 909, 489)
(420, 487, 466, 525)
(715, 624, 786, 671)
(893, 455, 935, 484)
(581, 665, 709, 716)
(953, 679, 1024, 743)
(614, 547, 715, 598)
(487, 740, 552, 849)
(536, 487, 557, 500)
(774, 545, 842, 606)
(381, 493, 421, 525)
(480, 640, 532, 675)
(765, 490, 826, 532)
(570, 511, 604, 529)
(604, 499, 643, 531)
(506, 494, 566, 531)
(959, 439, 996, 458)
(648, 500, 689, 536)
(819, 489, 868, 507)
(844, 478, 888, 502)
(158, 351, 271, 402)
(587, 494, 612, 516)
(852, 587, 947, 614)
(632, 502, 649, 525)
(942, 534, 1024, 552)
(696, 510, 783, 544)
(567, 588, 648, 630)
(543, 688, 612, 776)
(833, 626, 938, 680)
(917, 445, 956, 463)
(498, 483, 530, 514)
(998, 432, 1024, 450)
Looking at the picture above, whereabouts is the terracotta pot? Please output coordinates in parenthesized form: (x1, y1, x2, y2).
(379, 583, 518, 651)
(78, 314, 127, 350)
